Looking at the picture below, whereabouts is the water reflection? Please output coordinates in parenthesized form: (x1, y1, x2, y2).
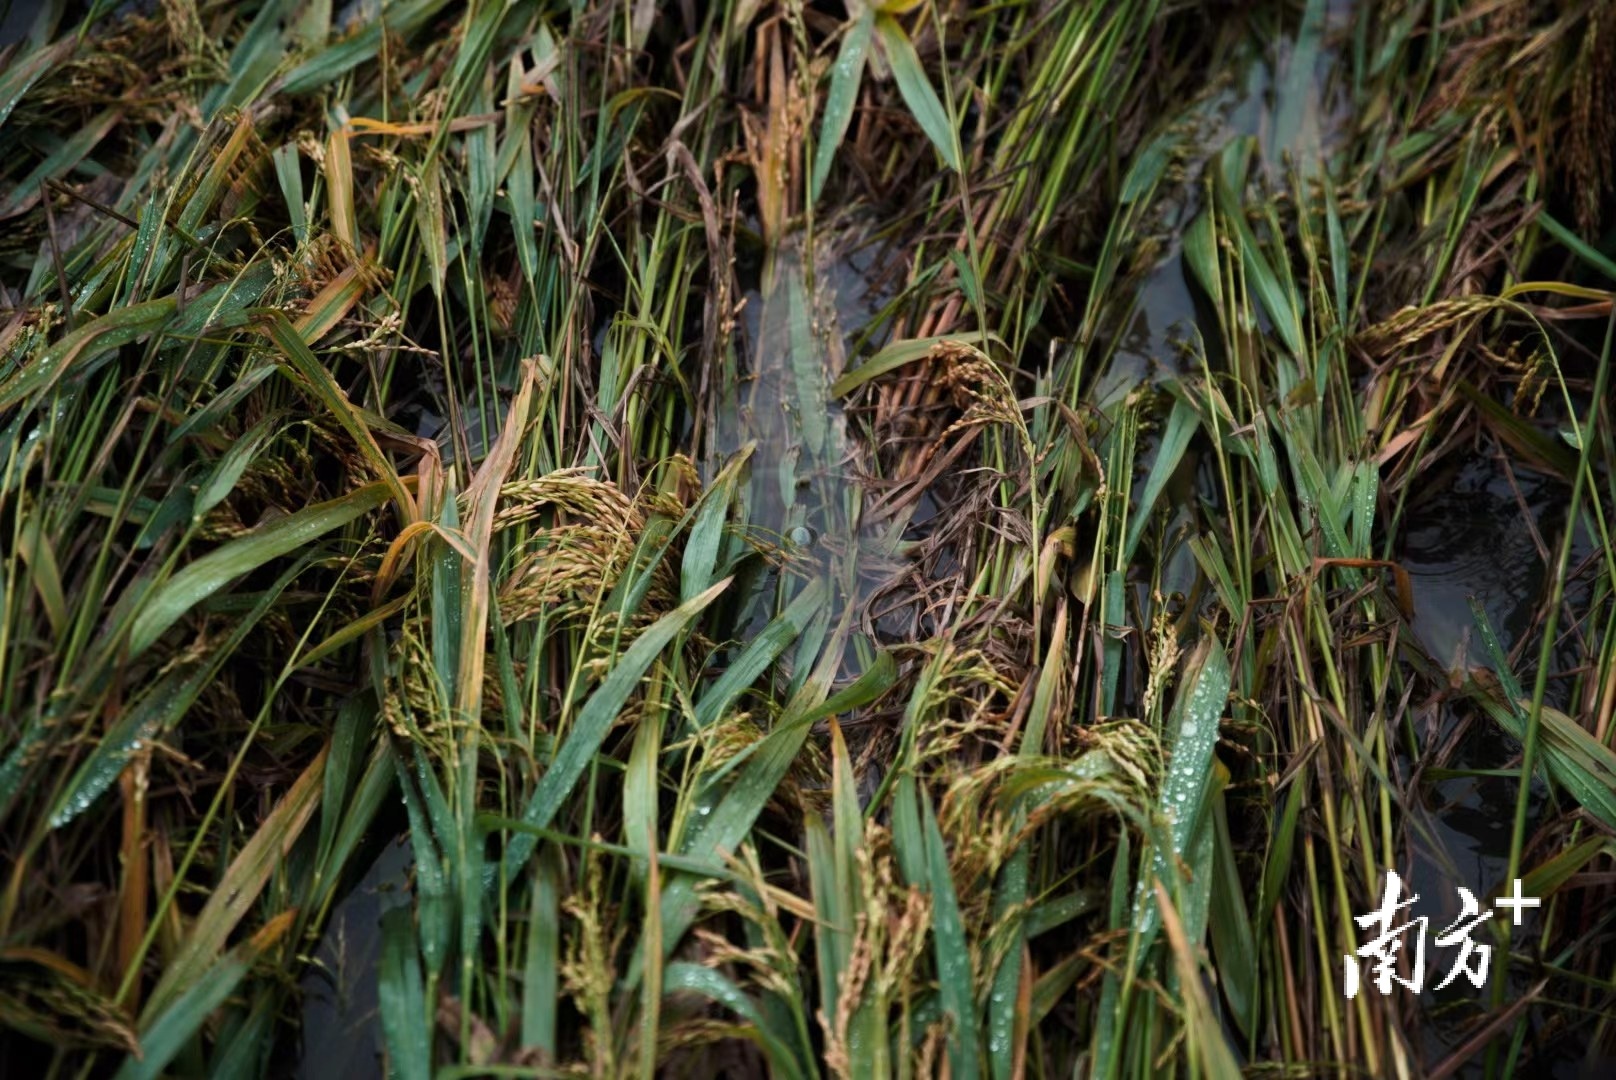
(297, 835, 413, 1080)
(1098, 0, 1355, 401)
(1400, 455, 1561, 671)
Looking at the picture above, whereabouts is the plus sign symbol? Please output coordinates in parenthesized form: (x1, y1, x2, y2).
(1493, 879, 1541, 926)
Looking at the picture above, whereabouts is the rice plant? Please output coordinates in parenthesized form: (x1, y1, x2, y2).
(1, 0, 1613, 1076)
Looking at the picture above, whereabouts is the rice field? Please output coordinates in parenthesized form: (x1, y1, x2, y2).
(1, 0, 1614, 1077)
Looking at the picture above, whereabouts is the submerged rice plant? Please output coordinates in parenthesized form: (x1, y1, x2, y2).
(1, 0, 1614, 1076)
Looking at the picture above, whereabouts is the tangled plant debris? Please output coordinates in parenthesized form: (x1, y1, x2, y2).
(1, 1, 1615, 1077)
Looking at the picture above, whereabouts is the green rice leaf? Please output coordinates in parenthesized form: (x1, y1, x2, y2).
(522, 847, 562, 1057)
(663, 963, 808, 1080)
(812, 9, 874, 203)
(259, 309, 415, 522)
(115, 913, 294, 1080)
(1123, 394, 1199, 563)
(875, 14, 962, 174)
(140, 752, 326, 1024)
(643, 646, 896, 977)
(0, 297, 176, 412)
(682, 446, 751, 603)
(923, 785, 981, 1080)
(193, 412, 285, 520)
(1208, 781, 1256, 1038)
(278, 0, 453, 95)
(830, 333, 1001, 397)
(693, 577, 826, 729)
(125, 480, 391, 658)
(0, 38, 76, 132)
(1135, 636, 1230, 945)
(0, 107, 122, 218)
(501, 579, 731, 881)
(378, 907, 431, 1080)
(50, 554, 314, 829)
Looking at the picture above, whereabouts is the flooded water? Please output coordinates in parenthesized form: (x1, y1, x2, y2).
(296, 835, 413, 1080)
(716, 228, 911, 655)
(283, 0, 1602, 1074)
(1394, 441, 1611, 1076)
(1095, 0, 1354, 404)
(1108, 1, 1608, 1072)
(0, 3, 33, 48)
(1400, 455, 1564, 672)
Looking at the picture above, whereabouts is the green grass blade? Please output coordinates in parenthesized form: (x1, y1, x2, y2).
(874, 14, 963, 174)
(663, 963, 807, 1080)
(49, 554, 314, 828)
(114, 914, 294, 1080)
(126, 480, 391, 658)
(259, 310, 415, 521)
(1123, 394, 1199, 563)
(811, 10, 874, 203)
(1134, 636, 1230, 946)
(682, 447, 751, 603)
(193, 412, 285, 520)
(140, 750, 327, 1024)
(500, 578, 731, 880)
(379, 906, 432, 1080)
(0, 297, 175, 412)
(922, 786, 981, 1080)
(693, 576, 826, 729)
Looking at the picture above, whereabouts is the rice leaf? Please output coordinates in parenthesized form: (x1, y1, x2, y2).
(692, 577, 826, 729)
(500, 578, 731, 881)
(50, 554, 313, 829)
(1134, 636, 1230, 945)
(378, 907, 431, 1080)
(811, 9, 874, 203)
(874, 14, 962, 173)
(681, 445, 751, 603)
(0, 297, 176, 412)
(663, 963, 808, 1080)
(140, 751, 327, 1024)
(521, 847, 561, 1057)
(1123, 394, 1199, 563)
(830, 333, 1001, 397)
(125, 480, 391, 658)
(114, 912, 295, 1080)
(643, 646, 896, 977)
(922, 785, 981, 1080)
(193, 412, 285, 520)
(0, 108, 121, 219)
(259, 310, 415, 521)
(0, 38, 76, 131)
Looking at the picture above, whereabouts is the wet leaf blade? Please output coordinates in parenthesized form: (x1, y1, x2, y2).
(693, 577, 826, 729)
(811, 9, 874, 203)
(1136, 637, 1231, 946)
(378, 907, 431, 1080)
(652, 648, 896, 970)
(501, 579, 731, 880)
(0, 297, 176, 412)
(193, 412, 285, 520)
(663, 963, 806, 1080)
(115, 913, 294, 1080)
(140, 752, 327, 1025)
(1123, 395, 1199, 563)
(681, 447, 751, 604)
(126, 481, 391, 658)
(875, 14, 962, 173)
(259, 309, 414, 520)
(51, 555, 312, 829)
(923, 785, 980, 1080)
